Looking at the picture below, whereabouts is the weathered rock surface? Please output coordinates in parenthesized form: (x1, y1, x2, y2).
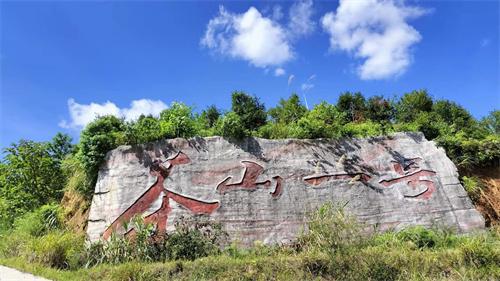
(87, 133, 484, 245)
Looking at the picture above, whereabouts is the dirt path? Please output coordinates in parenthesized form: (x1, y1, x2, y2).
(0, 265, 51, 281)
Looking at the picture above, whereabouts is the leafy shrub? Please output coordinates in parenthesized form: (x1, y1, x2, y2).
(214, 112, 248, 139)
(164, 217, 227, 261)
(292, 102, 345, 139)
(125, 115, 163, 145)
(14, 204, 62, 237)
(78, 115, 126, 190)
(461, 176, 483, 202)
(0, 140, 67, 225)
(396, 226, 439, 249)
(436, 133, 500, 169)
(159, 102, 197, 139)
(83, 216, 227, 267)
(343, 121, 385, 138)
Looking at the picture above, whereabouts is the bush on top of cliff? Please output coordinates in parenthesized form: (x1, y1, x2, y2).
(1, 90, 497, 219)
(68, 90, 498, 199)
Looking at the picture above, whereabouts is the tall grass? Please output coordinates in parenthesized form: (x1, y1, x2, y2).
(1, 203, 499, 280)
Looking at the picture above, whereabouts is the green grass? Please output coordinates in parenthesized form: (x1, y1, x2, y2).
(2, 237, 499, 281)
(1, 203, 499, 281)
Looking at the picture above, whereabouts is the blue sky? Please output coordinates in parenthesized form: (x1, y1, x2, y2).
(1, 0, 498, 148)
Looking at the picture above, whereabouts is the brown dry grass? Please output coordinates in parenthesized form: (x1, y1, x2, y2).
(477, 177, 500, 226)
(60, 190, 90, 234)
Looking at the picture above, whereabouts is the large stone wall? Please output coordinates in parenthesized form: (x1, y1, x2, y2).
(87, 133, 484, 245)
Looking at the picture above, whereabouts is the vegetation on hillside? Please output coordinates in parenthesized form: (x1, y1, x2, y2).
(0, 90, 498, 279)
(0, 203, 498, 280)
(1, 90, 498, 229)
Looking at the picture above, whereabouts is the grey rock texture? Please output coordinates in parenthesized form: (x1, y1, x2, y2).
(87, 133, 484, 245)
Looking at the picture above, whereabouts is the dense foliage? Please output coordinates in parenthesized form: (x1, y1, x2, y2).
(0, 135, 72, 229)
(1, 90, 498, 229)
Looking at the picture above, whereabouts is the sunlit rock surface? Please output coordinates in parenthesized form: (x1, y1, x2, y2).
(87, 133, 484, 245)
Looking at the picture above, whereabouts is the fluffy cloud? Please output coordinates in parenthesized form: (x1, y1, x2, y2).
(59, 98, 168, 129)
(201, 6, 293, 67)
(288, 0, 315, 38)
(321, 0, 426, 79)
(274, 67, 286, 76)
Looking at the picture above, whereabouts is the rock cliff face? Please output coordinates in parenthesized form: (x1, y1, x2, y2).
(87, 133, 484, 245)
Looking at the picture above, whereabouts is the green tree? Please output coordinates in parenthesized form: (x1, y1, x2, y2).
(268, 93, 307, 124)
(337, 92, 366, 122)
(202, 105, 221, 128)
(214, 112, 247, 139)
(366, 96, 394, 123)
(432, 100, 474, 131)
(231, 91, 267, 131)
(125, 115, 162, 145)
(0, 140, 66, 225)
(294, 102, 345, 139)
(480, 110, 500, 135)
(396, 90, 433, 123)
(159, 102, 197, 138)
(78, 115, 125, 187)
(48, 133, 73, 165)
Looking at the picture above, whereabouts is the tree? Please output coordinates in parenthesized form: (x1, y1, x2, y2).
(202, 105, 221, 128)
(480, 110, 499, 135)
(396, 90, 433, 123)
(0, 140, 66, 225)
(78, 115, 125, 185)
(231, 91, 267, 131)
(294, 102, 345, 139)
(268, 93, 307, 124)
(214, 112, 247, 139)
(48, 133, 73, 165)
(366, 96, 394, 123)
(337, 92, 366, 122)
(125, 115, 162, 145)
(159, 102, 197, 138)
(432, 100, 474, 131)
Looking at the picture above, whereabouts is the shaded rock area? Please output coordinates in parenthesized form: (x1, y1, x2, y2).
(87, 133, 484, 245)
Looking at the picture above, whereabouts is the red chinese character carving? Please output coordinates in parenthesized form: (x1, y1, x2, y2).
(103, 152, 219, 239)
(216, 161, 283, 198)
(379, 169, 437, 200)
(391, 157, 422, 175)
(303, 155, 437, 200)
(303, 173, 372, 186)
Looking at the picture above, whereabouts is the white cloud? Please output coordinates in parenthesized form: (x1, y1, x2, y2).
(321, 0, 426, 80)
(288, 0, 315, 38)
(274, 67, 286, 76)
(301, 83, 314, 91)
(288, 74, 295, 86)
(201, 6, 293, 68)
(59, 98, 168, 129)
